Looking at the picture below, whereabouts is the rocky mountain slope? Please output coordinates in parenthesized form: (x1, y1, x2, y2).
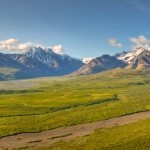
(71, 47, 150, 76)
(71, 55, 126, 76)
(117, 47, 150, 70)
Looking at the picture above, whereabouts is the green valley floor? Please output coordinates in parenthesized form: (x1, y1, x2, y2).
(0, 69, 150, 149)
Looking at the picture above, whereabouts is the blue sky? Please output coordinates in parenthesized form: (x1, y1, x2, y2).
(0, 0, 150, 58)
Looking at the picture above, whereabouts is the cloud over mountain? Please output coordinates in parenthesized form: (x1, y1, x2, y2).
(107, 38, 123, 48)
(52, 45, 64, 54)
(129, 35, 150, 50)
(0, 38, 64, 54)
(0, 38, 38, 51)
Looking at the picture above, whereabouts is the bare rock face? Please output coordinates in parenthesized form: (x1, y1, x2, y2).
(71, 55, 126, 76)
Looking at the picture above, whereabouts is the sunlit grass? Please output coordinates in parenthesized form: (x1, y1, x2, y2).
(0, 69, 150, 137)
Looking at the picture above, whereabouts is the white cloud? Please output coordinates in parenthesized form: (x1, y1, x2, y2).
(82, 57, 93, 64)
(0, 38, 18, 45)
(0, 38, 64, 54)
(0, 38, 32, 51)
(107, 38, 123, 48)
(52, 45, 64, 54)
(129, 35, 150, 50)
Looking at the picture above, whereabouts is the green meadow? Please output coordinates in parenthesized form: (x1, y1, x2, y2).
(0, 68, 150, 149)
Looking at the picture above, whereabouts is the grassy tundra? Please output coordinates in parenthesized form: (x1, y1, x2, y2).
(0, 69, 150, 149)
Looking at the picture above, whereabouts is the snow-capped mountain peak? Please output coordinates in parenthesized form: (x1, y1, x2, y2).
(25, 47, 53, 58)
(24, 47, 59, 67)
(117, 47, 149, 64)
(23, 47, 84, 69)
(45, 48, 54, 53)
(25, 47, 41, 57)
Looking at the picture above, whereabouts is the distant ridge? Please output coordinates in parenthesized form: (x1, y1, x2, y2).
(71, 55, 126, 76)
(0, 47, 150, 80)
(0, 47, 84, 80)
(71, 47, 150, 76)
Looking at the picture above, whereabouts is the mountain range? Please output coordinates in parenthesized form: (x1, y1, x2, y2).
(0, 47, 84, 80)
(0, 47, 150, 80)
(72, 47, 150, 76)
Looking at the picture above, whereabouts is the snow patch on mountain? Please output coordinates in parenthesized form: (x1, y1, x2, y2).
(82, 57, 93, 64)
(117, 47, 149, 64)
